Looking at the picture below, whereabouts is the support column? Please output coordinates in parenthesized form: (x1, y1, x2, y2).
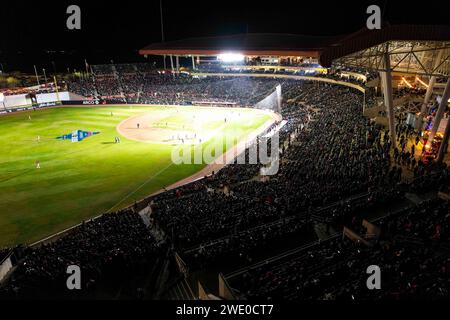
(191, 56, 196, 70)
(437, 113, 450, 164)
(379, 52, 397, 148)
(176, 56, 180, 73)
(418, 49, 444, 131)
(163, 55, 167, 69)
(170, 54, 174, 71)
(426, 78, 450, 149)
(363, 90, 366, 113)
(420, 76, 436, 112)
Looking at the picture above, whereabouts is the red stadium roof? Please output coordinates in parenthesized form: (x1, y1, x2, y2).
(140, 25, 450, 67)
(139, 33, 340, 57)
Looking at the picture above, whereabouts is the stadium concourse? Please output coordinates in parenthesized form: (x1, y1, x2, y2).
(0, 64, 449, 299)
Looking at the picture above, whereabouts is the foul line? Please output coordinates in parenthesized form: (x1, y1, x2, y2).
(106, 161, 175, 213)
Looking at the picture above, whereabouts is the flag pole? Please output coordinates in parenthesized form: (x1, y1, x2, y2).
(34, 65, 40, 86)
(54, 76, 61, 105)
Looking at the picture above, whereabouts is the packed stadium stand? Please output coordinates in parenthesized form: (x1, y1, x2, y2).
(1, 65, 448, 300)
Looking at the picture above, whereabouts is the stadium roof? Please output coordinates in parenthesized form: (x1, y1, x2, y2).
(139, 33, 339, 57)
(140, 25, 450, 76)
(320, 24, 450, 72)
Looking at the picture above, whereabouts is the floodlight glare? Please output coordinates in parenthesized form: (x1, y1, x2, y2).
(218, 53, 245, 63)
(415, 77, 429, 88)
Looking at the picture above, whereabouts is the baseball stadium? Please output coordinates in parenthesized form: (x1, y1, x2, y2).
(0, 1, 449, 306)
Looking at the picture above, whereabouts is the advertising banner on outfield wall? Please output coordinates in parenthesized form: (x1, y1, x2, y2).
(61, 100, 101, 105)
(0, 102, 60, 114)
(36, 102, 59, 108)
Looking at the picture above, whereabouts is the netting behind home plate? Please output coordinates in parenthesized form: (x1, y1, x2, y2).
(253, 84, 282, 113)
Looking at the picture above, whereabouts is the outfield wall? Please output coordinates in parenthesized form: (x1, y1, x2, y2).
(0, 254, 13, 283)
(37, 91, 87, 103)
(3, 94, 31, 109)
(0, 91, 88, 113)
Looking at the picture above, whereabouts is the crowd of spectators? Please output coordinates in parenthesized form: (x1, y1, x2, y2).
(95, 76, 124, 99)
(229, 198, 449, 300)
(67, 63, 373, 103)
(197, 65, 372, 86)
(145, 80, 446, 274)
(137, 75, 279, 106)
(0, 210, 166, 299)
(67, 78, 97, 98)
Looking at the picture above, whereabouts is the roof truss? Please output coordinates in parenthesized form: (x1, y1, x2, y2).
(333, 41, 450, 77)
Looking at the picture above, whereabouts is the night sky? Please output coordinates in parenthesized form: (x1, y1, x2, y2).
(0, 0, 448, 72)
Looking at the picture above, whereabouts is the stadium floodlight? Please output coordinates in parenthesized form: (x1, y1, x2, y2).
(217, 53, 245, 63)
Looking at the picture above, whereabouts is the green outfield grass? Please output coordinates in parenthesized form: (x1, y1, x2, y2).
(0, 105, 271, 247)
